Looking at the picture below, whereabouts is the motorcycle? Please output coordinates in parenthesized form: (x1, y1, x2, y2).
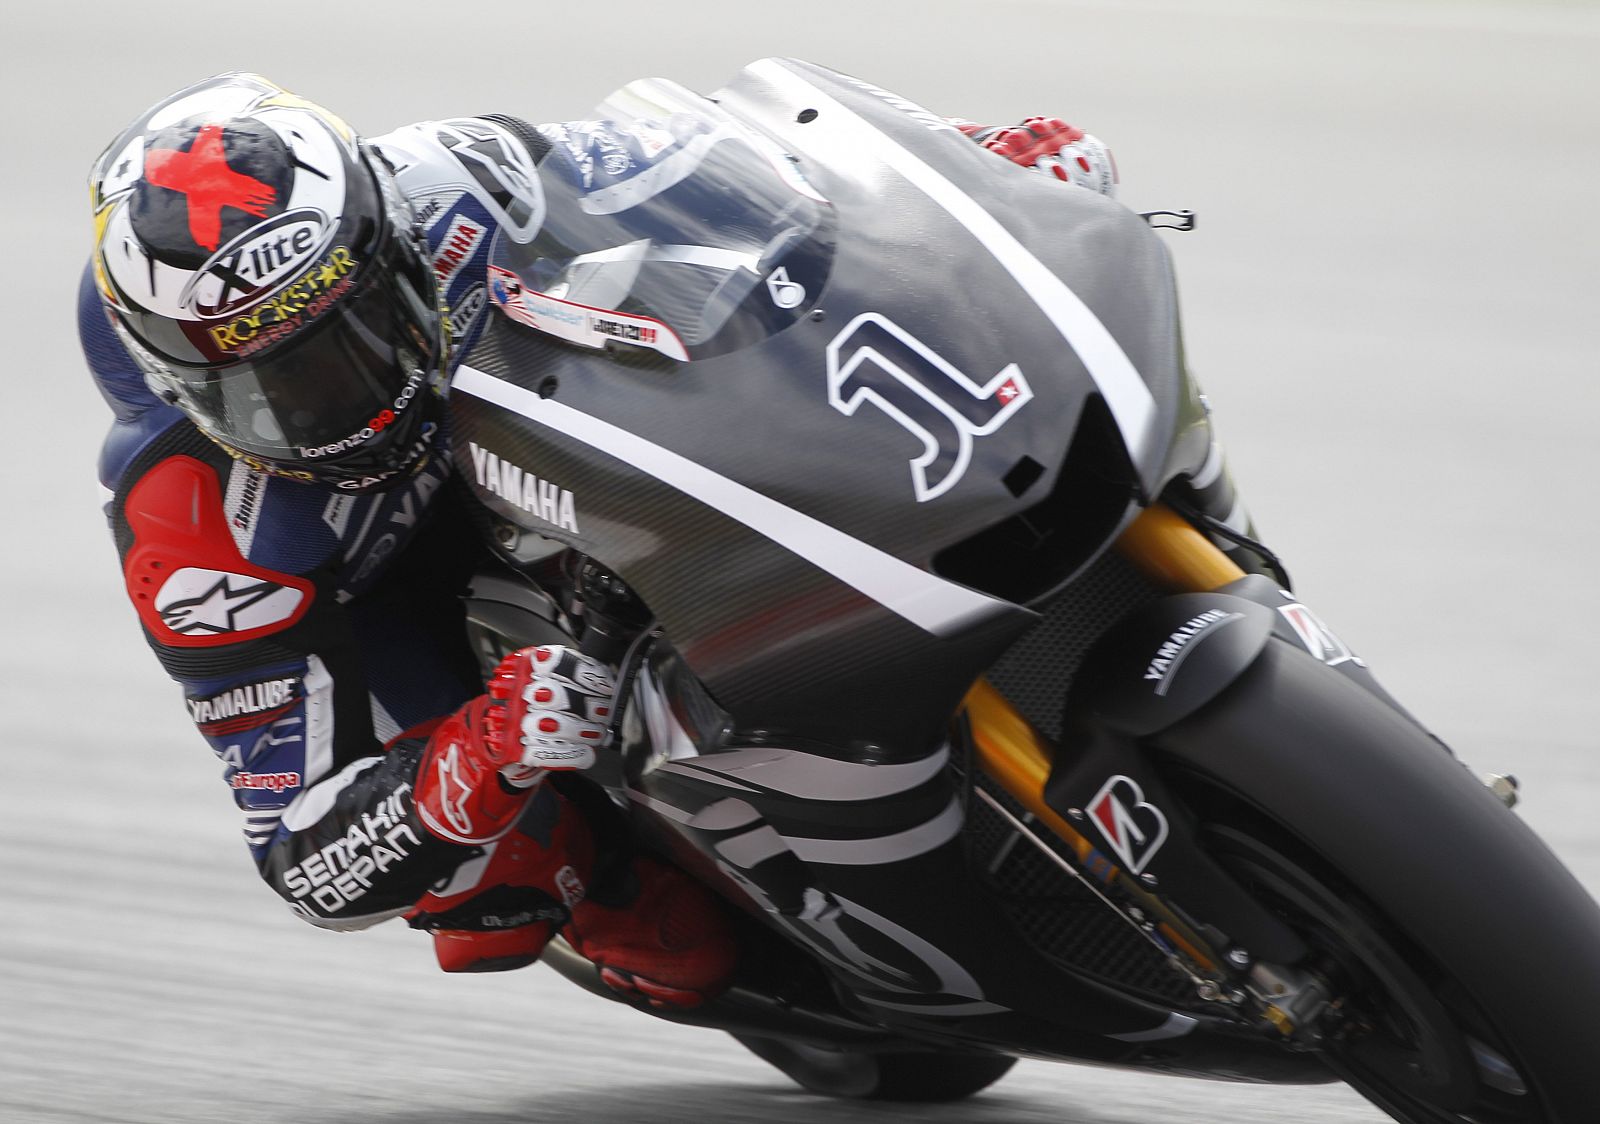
(446, 57, 1600, 1122)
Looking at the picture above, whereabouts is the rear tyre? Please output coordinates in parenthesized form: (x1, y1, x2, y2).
(731, 1034, 1017, 1101)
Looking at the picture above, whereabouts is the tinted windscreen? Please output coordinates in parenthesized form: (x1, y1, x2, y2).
(491, 78, 835, 360)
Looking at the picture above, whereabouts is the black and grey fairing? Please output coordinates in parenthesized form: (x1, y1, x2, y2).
(450, 59, 1330, 1075)
(452, 58, 1207, 753)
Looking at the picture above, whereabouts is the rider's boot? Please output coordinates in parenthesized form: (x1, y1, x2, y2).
(564, 854, 738, 1009)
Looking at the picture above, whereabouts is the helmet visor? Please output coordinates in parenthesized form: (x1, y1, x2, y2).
(161, 226, 443, 468)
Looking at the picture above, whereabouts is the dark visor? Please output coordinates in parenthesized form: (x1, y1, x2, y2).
(165, 228, 442, 464)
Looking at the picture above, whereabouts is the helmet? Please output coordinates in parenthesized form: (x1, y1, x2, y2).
(89, 73, 447, 491)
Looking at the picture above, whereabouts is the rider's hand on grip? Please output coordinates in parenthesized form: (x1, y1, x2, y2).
(980, 116, 1118, 198)
(483, 645, 616, 776)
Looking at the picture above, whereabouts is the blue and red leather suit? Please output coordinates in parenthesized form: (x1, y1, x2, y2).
(82, 114, 631, 931)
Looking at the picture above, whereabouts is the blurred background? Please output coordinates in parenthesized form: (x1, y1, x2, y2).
(3, 1, 1596, 1120)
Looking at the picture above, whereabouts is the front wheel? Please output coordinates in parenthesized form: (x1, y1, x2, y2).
(730, 1034, 1017, 1101)
(1153, 640, 1600, 1123)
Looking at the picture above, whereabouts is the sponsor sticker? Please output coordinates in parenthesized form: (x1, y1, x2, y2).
(431, 214, 487, 287)
(1087, 775, 1169, 875)
(1277, 599, 1364, 667)
(155, 568, 305, 636)
(555, 865, 586, 907)
(488, 266, 688, 361)
(188, 675, 298, 727)
(826, 312, 1032, 501)
(205, 245, 360, 355)
(229, 468, 266, 534)
(230, 770, 303, 793)
(448, 282, 488, 347)
(766, 266, 806, 309)
(1143, 609, 1246, 696)
(467, 441, 580, 533)
(295, 368, 424, 459)
(180, 208, 334, 318)
(281, 785, 421, 914)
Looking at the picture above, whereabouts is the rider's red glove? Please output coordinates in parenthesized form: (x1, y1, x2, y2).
(412, 645, 616, 847)
(964, 116, 1119, 197)
(484, 645, 616, 777)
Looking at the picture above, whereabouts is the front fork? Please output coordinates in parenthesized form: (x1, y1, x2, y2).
(959, 504, 1329, 1036)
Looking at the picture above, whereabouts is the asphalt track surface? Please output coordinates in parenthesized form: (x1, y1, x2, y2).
(4, 1, 1598, 1121)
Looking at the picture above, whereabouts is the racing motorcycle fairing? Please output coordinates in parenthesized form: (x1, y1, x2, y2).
(447, 62, 1600, 1117)
(605, 635, 1328, 1073)
(454, 58, 1203, 751)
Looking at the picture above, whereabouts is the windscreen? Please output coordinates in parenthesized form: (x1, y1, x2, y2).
(489, 78, 835, 361)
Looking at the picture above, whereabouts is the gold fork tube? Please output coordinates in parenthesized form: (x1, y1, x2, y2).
(960, 504, 1250, 969)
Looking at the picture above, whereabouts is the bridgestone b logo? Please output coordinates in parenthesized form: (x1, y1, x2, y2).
(1087, 775, 1169, 875)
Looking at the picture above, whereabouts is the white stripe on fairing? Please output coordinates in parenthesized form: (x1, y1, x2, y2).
(661, 744, 949, 802)
(568, 241, 759, 274)
(746, 59, 1157, 465)
(859, 996, 1009, 1016)
(1222, 495, 1250, 534)
(1190, 439, 1224, 489)
(783, 797, 963, 866)
(715, 825, 791, 869)
(1108, 1013, 1199, 1042)
(452, 365, 1010, 636)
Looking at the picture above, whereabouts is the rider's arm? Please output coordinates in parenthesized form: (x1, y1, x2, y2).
(81, 267, 522, 930)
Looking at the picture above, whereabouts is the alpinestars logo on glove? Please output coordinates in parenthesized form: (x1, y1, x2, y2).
(434, 743, 477, 839)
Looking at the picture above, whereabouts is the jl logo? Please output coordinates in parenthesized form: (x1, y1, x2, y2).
(826, 313, 1033, 501)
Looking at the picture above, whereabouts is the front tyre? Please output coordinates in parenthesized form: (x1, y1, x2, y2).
(730, 1034, 1017, 1101)
(1153, 640, 1600, 1123)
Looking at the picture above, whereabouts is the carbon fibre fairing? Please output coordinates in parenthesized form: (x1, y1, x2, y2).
(451, 58, 1198, 753)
